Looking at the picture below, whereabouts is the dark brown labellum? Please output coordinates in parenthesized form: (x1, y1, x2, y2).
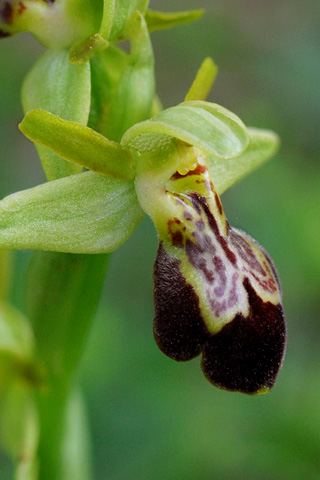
(154, 243, 286, 393)
(201, 279, 286, 394)
(154, 242, 208, 361)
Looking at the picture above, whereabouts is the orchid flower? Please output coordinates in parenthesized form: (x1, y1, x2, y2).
(0, 1, 285, 396)
(0, 63, 286, 395)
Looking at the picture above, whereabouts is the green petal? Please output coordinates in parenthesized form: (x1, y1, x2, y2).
(22, 50, 91, 181)
(20, 110, 134, 181)
(209, 127, 280, 195)
(145, 9, 203, 33)
(122, 100, 249, 160)
(0, 172, 144, 254)
(185, 57, 218, 101)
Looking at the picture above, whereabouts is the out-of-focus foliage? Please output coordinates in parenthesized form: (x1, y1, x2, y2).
(0, 0, 319, 478)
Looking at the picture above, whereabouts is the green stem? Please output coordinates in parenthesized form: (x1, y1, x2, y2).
(0, 249, 13, 302)
(25, 251, 109, 480)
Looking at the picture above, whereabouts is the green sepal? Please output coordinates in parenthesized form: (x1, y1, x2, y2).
(185, 57, 218, 101)
(0, 172, 144, 254)
(22, 50, 91, 181)
(145, 9, 203, 33)
(122, 100, 249, 162)
(103, 11, 155, 141)
(20, 110, 135, 181)
(69, 34, 109, 65)
(209, 127, 280, 195)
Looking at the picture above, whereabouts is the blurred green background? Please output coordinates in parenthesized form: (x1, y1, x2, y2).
(0, 0, 319, 478)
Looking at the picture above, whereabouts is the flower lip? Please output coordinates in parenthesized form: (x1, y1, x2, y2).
(201, 278, 286, 394)
(154, 242, 208, 362)
(150, 162, 286, 394)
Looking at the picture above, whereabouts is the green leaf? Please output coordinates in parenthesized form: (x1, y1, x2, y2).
(22, 49, 91, 181)
(0, 172, 144, 254)
(122, 100, 249, 160)
(145, 9, 203, 33)
(103, 11, 155, 141)
(209, 127, 280, 195)
(20, 110, 135, 181)
(185, 57, 218, 101)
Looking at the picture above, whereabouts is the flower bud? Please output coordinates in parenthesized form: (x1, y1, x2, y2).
(140, 147, 286, 394)
(0, 0, 101, 49)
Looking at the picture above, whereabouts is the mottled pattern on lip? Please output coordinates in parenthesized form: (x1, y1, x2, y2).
(153, 163, 286, 394)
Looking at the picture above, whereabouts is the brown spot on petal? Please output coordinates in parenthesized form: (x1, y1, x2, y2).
(201, 278, 286, 394)
(18, 2, 26, 15)
(168, 218, 184, 248)
(153, 242, 208, 361)
(214, 191, 223, 215)
(0, 1, 13, 23)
